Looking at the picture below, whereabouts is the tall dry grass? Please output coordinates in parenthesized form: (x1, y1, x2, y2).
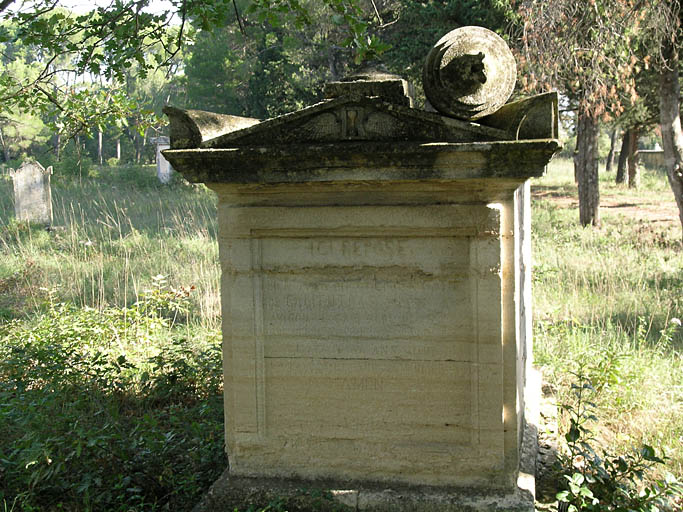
(533, 158, 682, 479)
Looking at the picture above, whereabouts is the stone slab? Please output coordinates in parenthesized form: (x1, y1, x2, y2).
(164, 140, 559, 186)
(156, 140, 173, 184)
(192, 420, 538, 512)
(10, 160, 53, 225)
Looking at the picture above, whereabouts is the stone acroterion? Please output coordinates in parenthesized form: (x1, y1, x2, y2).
(423, 26, 516, 120)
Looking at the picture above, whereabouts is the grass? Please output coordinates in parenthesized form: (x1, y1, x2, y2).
(0, 166, 225, 512)
(0, 160, 681, 510)
(531, 158, 683, 485)
(0, 165, 220, 323)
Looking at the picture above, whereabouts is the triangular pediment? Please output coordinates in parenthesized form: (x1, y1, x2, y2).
(199, 96, 509, 148)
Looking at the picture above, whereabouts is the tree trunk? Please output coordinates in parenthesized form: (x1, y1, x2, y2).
(55, 131, 61, 161)
(97, 129, 103, 165)
(0, 128, 9, 162)
(133, 131, 142, 163)
(616, 129, 629, 184)
(575, 108, 601, 227)
(659, 38, 683, 241)
(116, 137, 121, 160)
(605, 127, 618, 173)
(627, 127, 640, 189)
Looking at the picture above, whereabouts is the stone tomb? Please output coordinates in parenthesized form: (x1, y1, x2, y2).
(10, 160, 53, 225)
(164, 26, 560, 512)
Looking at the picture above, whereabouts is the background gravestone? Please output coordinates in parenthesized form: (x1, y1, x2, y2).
(153, 136, 173, 184)
(10, 161, 53, 225)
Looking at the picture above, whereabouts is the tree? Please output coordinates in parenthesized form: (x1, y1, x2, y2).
(0, 0, 386, 137)
(515, 0, 642, 227)
(654, 2, 683, 240)
(181, 4, 336, 119)
(605, 127, 618, 174)
(0, 20, 49, 161)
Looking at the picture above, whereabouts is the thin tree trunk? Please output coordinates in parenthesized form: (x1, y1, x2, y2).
(659, 39, 683, 241)
(97, 129, 103, 165)
(575, 108, 601, 227)
(0, 128, 9, 162)
(605, 127, 618, 173)
(55, 131, 61, 161)
(627, 127, 640, 189)
(135, 132, 142, 164)
(116, 137, 121, 160)
(616, 129, 629, 184)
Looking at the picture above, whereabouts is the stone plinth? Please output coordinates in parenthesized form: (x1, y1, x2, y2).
(164, 61, 560, 511)
(10, 161, 53, 225)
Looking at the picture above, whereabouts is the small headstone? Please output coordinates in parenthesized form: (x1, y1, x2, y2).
(10, 161, 53, 225)
(155, 136, 173, 184)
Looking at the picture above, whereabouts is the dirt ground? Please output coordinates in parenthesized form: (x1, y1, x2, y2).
(532, 189, 680, 225)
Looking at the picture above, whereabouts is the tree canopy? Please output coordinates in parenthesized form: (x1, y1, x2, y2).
(1, 0, 682, 236)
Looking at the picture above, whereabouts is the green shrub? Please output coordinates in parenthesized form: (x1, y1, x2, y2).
(0, 282, 225, 512)
(556, 371, 683, 511)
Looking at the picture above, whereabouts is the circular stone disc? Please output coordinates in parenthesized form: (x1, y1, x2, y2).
(423, 26, 516, 120)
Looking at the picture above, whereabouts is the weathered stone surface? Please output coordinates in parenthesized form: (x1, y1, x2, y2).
(164, 139, 559, 188)
(180, 97, 510, 149)
(10, 160, 53, 225)
(193, 418, 539, 512)
(423, 26, 516, 120)
(636, 149, 665, 169)
(479, 92, 559, 140)
(162, 106, 259, 149)
(325, 66, 415, 107)
(218, 199, 514, 488)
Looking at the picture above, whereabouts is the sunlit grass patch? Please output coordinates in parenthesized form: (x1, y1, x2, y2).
(533, 158, 683, 483)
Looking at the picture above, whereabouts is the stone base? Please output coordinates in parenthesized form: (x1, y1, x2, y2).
(193, 420, 538, 512)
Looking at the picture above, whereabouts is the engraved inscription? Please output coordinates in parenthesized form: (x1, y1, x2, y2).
(258, 236, 472, 341)
(258, 237, 469, 273)
(262, 275, 470, 339)
(309, 238, 406, 258)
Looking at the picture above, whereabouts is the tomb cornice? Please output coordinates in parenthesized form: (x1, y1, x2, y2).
(164, 138, 560, 188)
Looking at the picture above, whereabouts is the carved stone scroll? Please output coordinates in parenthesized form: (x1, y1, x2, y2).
(423, 26, 516, 120)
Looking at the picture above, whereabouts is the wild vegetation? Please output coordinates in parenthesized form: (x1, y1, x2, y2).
(1, 0, 681, 236)
(1, 1, 683, 510)
(0, 158, 681, 511)
(532, 160, 683, 510)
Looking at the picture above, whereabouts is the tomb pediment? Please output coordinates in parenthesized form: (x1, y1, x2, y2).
(163, 89, 559, 186)
(166, 96, 511, 149)
(164, 86, 559, 151)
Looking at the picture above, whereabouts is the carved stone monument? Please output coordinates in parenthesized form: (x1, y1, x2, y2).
(164, 26, 560, 512)
(10, 161, 53, 225)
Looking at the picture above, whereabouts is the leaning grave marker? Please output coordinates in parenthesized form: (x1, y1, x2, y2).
(10, 160, 53, 226)
(164, 26, 560, 512)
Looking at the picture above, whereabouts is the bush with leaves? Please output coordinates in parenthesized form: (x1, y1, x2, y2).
(556, 371, 682, 511)
(0, 280, 225, 511)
